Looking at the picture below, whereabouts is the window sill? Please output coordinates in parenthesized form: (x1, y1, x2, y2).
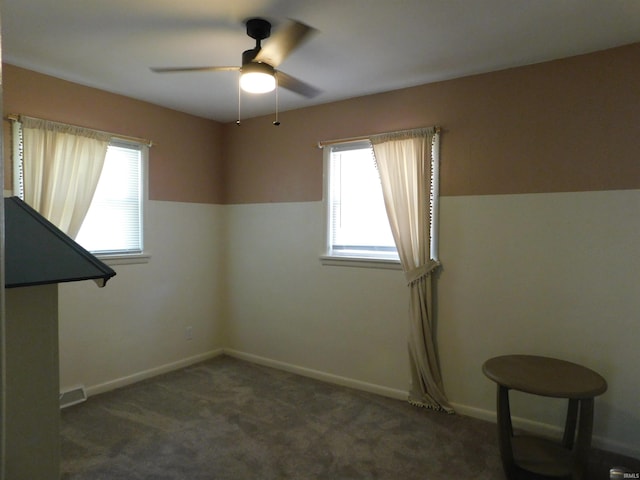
(95, 252, 151, 266)
(319, 255, 402, 270)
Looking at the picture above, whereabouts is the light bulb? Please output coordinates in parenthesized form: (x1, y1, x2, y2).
(240, 63, 276, 94)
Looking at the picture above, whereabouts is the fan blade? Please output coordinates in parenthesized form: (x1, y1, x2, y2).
(276, 71, 321, 98)
(254, 20, 316, 68)
(150, 66, 240, 73)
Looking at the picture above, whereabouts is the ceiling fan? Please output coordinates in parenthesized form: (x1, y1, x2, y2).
(151, 18, 321, 99)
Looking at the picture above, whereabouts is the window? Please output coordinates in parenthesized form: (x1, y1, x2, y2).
(322, 140, 400, 267)
(75, 139, 147, 259)
(12, 118, 149, 264)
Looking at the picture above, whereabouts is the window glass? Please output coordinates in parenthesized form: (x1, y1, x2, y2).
(324, 141, 399, 262)
(75, 140, 145, 255)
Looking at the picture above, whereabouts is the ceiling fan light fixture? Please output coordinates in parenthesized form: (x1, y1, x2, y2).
(240, 62, 276, 94)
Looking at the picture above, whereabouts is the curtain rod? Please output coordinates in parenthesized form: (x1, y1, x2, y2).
(317, 125, 441, 149)
(6, 114, 154, 147)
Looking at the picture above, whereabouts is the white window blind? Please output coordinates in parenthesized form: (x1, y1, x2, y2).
(324, 141, 399, 261)
(75, 140, 144, 255)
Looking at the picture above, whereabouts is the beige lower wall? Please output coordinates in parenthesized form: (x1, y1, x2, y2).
(223, 190, 640, 457)
(437, 190, 640, 454)
(53, 188, 639, 458)
(58, 200, 226, 392)
(224, 201, 410, 390)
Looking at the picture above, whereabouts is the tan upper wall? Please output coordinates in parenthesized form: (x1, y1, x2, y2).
(222, 42, 640, 203)
(3, 43, 639, 205)
(3, 65, 225, 204)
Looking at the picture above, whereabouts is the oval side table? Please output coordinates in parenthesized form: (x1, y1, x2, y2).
(482, 355, 607, 480)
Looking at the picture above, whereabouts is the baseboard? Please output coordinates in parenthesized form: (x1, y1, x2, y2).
(74, 347, 639, 460)
(224, 349, 639, 459)
(451, 402, 565, 438)
(451, 402, 640, 460)
(83, 349, 224, 397)
(223, 348, 408, 401)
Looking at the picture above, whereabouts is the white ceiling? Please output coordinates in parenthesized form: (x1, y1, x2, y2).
(2, 0, 640, 122)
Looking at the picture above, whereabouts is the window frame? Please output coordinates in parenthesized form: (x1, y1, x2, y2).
(85, 138, 150, 265)
(320, 140, 402, 270)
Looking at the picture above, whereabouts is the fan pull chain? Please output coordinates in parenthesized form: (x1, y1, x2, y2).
(236, 74, 242, 126)
(273, 73, 281, 126)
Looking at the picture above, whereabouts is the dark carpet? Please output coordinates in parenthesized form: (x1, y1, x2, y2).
(60, 355, 639, 479)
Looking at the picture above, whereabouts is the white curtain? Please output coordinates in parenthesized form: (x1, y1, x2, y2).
(371, 127, 453, 413)
(20, 116, 110, 238)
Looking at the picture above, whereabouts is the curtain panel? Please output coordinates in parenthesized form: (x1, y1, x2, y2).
(19, 116, 111, 238)
(371, 127, 453, 413)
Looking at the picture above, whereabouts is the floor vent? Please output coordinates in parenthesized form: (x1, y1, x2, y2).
(60, 386, 87, 409)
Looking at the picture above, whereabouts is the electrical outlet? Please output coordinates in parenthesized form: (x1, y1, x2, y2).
(185, 326, 193, 340)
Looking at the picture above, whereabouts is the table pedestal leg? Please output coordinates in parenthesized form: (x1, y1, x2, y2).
(562, 398, 579, 449)
(572, 398, 594, 480)
(497, 385, 517, 480)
